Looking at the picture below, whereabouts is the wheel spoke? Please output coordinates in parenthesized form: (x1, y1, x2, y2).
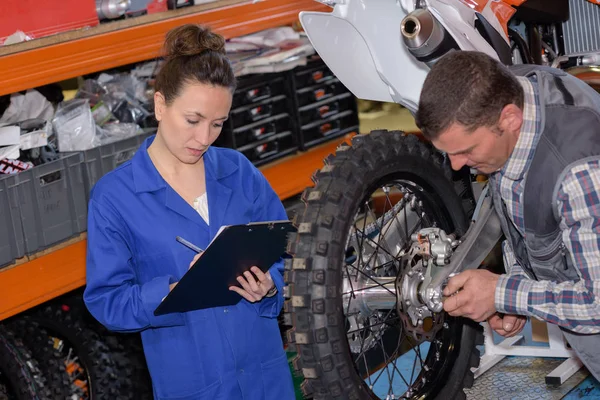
(346, 263, 397, 296)
(346, 316, 400, 336)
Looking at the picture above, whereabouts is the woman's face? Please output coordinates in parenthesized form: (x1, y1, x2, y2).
(154, 81, 233, 164)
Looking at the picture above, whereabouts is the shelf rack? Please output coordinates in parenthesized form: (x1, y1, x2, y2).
(0, 0, 329, 96)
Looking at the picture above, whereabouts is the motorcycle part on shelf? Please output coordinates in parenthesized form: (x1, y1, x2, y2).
(284, 130, 482, 400)
(3, 319, 72, 399)
(96, 0, 131, 20)
(0, 325, 52, 399)
(126, 0, 168, 16)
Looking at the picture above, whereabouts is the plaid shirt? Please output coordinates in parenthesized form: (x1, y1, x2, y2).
(492, 76, 600, 334)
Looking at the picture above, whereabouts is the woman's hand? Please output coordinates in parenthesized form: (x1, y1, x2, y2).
(229, 266, 276, 302)
(169, 252, 204, 292)
(189, 252, 203, 269)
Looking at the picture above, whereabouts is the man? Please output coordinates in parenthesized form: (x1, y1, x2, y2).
(414, 50, 600, 380)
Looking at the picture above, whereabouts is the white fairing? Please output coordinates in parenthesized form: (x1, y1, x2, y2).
(299, 12, 401, 104)
(300, 0, 505, 113)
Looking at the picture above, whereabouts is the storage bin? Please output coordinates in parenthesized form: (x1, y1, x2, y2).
(238, 131, 297, 166)
(232, 75, 287, 109)
(232, 113, 293, 148)
(79, 132, 153, 198)
(230, 96, 289, 128)
(0, 176, 24, 268)
(297, 92, 355, 126)
(9, 153, 87, 255)
(293, 62, 335, 89)
(299, 110, 359, 150)
(295, 79, 347, 107)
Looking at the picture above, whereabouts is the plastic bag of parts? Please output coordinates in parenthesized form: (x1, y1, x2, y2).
(98, 73, 148, 106)
(52, 98, 100, 152)
(78, 73, 152, 127)
(0, 89, 54, 125)
(18, 118, 51, 151)
(96, 122, 140, 146)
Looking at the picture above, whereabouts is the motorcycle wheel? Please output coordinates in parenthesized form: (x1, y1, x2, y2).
(27, 302, 125, 400)
(4, 318, 71, 399)
(285, 131, 483, 400)
(0, 325, 52, 399)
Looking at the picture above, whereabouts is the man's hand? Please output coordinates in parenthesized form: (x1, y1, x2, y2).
(229, 266, 275, 303)
(442, 269, 500, 322)
(487, 313, 527, 337)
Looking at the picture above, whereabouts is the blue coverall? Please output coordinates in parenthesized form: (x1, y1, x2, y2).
(83, 135, 295, 400)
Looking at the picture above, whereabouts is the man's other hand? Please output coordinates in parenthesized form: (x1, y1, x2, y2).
(488, 313, 527, 337)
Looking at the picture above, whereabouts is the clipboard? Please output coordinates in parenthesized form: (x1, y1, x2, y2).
(154, 220, 296, 315)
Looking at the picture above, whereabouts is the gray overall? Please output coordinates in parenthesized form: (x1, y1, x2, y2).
(489, 64, 600, 380)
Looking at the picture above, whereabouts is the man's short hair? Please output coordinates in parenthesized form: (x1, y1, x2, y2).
(414, 51, 524, 140)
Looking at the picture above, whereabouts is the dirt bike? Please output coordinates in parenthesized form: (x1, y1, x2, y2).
(283, 1, 600, 399)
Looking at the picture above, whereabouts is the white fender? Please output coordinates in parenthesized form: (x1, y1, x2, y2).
(300, 0, 505, 113)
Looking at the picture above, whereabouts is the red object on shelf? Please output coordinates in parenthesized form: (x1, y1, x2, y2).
(0, 0, 99, 45)
(147, 0, 170, 14)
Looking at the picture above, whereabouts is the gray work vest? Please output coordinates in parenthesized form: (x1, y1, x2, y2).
(490, 64, 600, 380)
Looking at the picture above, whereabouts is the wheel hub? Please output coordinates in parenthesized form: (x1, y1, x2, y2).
(396, 228, 457, 341)
(342, 224, 458, 345)
(396, 254, 442, 342)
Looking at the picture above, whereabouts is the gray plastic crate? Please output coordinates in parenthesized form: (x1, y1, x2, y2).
(11, 152, 87, 255)
(0, 175, 25, 268)
(80, 131, 154, 197)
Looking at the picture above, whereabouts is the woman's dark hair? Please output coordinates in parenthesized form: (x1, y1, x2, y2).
(415, 51, 524, 140)
(155, 24, 236, 104)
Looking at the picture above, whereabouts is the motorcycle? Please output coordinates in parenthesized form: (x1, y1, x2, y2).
(283, 1, 600, 399)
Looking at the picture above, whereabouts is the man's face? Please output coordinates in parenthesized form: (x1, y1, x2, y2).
(430, 105, 523, 175)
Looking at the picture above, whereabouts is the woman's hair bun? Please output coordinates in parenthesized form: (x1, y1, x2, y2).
(163, 24, 226, 60)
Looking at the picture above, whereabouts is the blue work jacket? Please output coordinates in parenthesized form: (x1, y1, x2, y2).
(83, 135, 295, 400)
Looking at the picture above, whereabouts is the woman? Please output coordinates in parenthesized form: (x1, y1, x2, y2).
(83, 24, 295, 400)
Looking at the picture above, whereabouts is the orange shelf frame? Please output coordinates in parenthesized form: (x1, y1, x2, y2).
(0, 135, 351, 321)
(0, 0, 329, 97)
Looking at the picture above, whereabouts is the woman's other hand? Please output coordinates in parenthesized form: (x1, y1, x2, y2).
(189, 252, 203, 270)
(169, 252, 204, 292)
(229, 266, 276, 302)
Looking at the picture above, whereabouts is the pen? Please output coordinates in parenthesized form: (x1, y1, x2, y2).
(176, 236, 204, 253)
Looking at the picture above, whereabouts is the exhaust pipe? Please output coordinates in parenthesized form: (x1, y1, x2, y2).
(401, 9, 459, 66)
